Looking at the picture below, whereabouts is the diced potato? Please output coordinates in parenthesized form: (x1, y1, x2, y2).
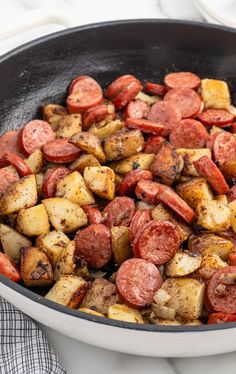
(20, 247, 53, 287)
(53, 240, 75, 280)
(79, 308, 104, 317)
(136, 201, 155, 210)
(165, 252, 202, 277)
(200, 254, 228, 270)
(114, 174, 123, 186)
(16, 204, 50, 236)
(42, 104, 67, 130)
(88, 119, 124, 141)
(161, 278, 205, 319)
(36, 173, 44, 195)
(220, 160, 236, 184)
(228, 200, 236, 233)
(45, 275, 88, 308)
(151, 203, 191, 242)
(151, 303, 176, 320)
(195, 199, 231, 232)
(215, 195, 228, 205)
(176, 178, 213, 210)
(136, 91, 161, 105)
(184, 319, 202, 325)
(25, 150, 43, 174)
(80, 278, 118, 315)
(111, 226, 133, 265)
(56, 171, 95, 205)
(176, 148, 212, 176)
(42, 198, 87, 233)
(36, 230, 70, 268)
(150, 315, 182, 325)
(83, 166, 115, 200)
(56, 114, 82, 138)
(108, 304, 144, 323)
(104, 129, 144, 161)
(0, 175, 37, 215)
(0, 224, 31, 263)
(200, 79, 231, 109)
(69, 154, 100, 173)
(113, 153, 155, 175)
(189, 234, 233, 260)
(154, 289, 171, 306)
(70, 132, 105, 163)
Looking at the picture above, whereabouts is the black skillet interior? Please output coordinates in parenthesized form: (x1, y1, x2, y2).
(1, 19, 236, 332)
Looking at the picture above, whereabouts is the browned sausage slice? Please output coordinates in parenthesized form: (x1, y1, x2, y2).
(83, 103, 115, 130)
(164, 72, 201, 90)
(114, 80, 143, 110)
(103, 196, 135, 227)
(125, 118, 164, 135)
(0, 130, 25, 159)
(169, 119, 209, 149)
(0, 168, 19, 197)
(106, 75, 138, 99)
(42, 167, 69, 198)
(146, 82, 165, 96)
(116, 169, 153, 196)
(213, 132, 236, 166)
(75, 224, 112, 269)
(130, 209, 151, 242)
(20, 120, 56, 155)
(116, 258, 163, 308)
(42, 139, 81, 163)
(124, 99, 150, 119)
(1, 152, 32, 177)
(206, 266, 236, 314)
(143, 135, 165, 154)
(135, 179, 160, 205)
(0, 252, 21, 282)
(198, 109, 234, 127)
(194, 156, 229, 194)
(133, 220, 181, 265)
(147, 101, 181, 135)
(164, 88, 201, 118)
(82, 205, 103, 225)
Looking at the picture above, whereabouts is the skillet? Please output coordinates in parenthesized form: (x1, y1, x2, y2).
(1, 19, 236, 357)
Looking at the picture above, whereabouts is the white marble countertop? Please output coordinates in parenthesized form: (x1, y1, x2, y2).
(1, 0, 236, 373)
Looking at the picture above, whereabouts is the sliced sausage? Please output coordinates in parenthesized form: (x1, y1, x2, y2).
(42, 167, 69, 198)
(1, 152, 32, 177)
(135, 179, 160, 205)
(75, 224, 112, 269)
(82, 205, 103, 225)
(147, 101, 181, 135)
(169, 119, 209, 149)
(206, 266, 236, 314)
(116, 169, 153, 196)
(116, 258, 163, 308)
(0, 252, 21, 282)
(0, 130, 25, 159)
(228, 254, 236, 266)
(208, 312, 236, 324)
(193, 156, 229, 194)
(164, 72, 201, 90)
(143, 135, 165, 154)
(198, 109, 234, 127)
(145, 82, 165, 96)
(130, 209, 151, 242)
(106, 75, 139, 99)
(213, 131, 236, 167)
(206, 130, 222, 150)
(164, 88, 201, 118)
(20, 120, 56, 156)
(124, 99, 150, 119)
(0, 168, 19, 197)
(125, 118, 164, 135)
(114, 80, 143, 110)
(227, 185, 236, 202)
(42, 138, 81, 163)
(133, 220, 181, 265)
(103, 196, 135, 228)
(67, 75, 103, 114)
(230, 123, 236, 133)
(150, 142, 182, 185)
(82, 102, 115, 130)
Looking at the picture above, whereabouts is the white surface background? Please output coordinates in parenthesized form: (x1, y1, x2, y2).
(1, 0, 236, 373)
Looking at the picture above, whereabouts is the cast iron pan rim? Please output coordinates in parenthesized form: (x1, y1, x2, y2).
(1, 18, 236, 334)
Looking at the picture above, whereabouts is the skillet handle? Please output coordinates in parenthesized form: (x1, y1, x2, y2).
(0, 8, 78, 42)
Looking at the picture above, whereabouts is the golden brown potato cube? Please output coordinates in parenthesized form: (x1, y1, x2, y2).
(69, 154, 100, 173)
(88, 119, 124, 141)
(165, 252, 202, 277)
(215, 194, 228, 206)
(111, 226, 133, 265)
(176, 178, 213, 210)
(20, 247, 53, 287)
(45, 275, 88, 308)
(136, 91, 161, 105)
(176, 148, 212, 176)
(161, 278, 205, 319)
(150, 316, 182, 326)
(25, 150, 43, 174)
(114, 153, 155, 175)
(42, 104, 67, 130)
(42, 198, 87, 233)
(0, 223, 32, 263)
(80, 278, 118, 315)
(108, 304, 144, 323)
(200, 254, 228, 271)
(200, 79, 231, 109)
(0, 175, 37, 215)
(16, 204, 50, 237)
(35, 173, 44, 196)
(188, 234, 233, 260)
(36, 230, 70, 268)
(150, 142, 183, 185)
(83, 166, 115, 200)
(54, 240, 75, 280)
(70, 131, 105, 163)
(220, 160, 236, 184)
(56, 114, 82, 138)
(195, 199, 231, 232)
(228, 200, 236, 233)
(79, 308, 104, 317)
(104, 129, 144, 161)
(56, 171, 95, 205)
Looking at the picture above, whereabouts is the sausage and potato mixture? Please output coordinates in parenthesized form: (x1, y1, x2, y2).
(1, 72, 236, 326)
